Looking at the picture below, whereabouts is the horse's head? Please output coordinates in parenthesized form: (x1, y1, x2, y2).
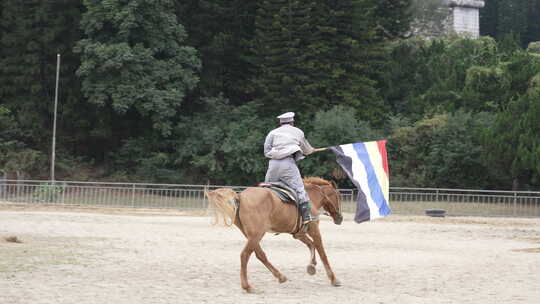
(305, 177, 343, 225)
(320, 181, 343, 225)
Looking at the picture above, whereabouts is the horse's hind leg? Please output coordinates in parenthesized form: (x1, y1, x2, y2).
(236, 219, 272, 291)
(235, 220, 285, 288)
(295, 235, 317, 275)
(240, 238, 257, 293)
(254, 244, 287, 283)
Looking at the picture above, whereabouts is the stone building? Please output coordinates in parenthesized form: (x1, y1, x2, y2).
(446, 0, 485, 37)
(411, 0, 485, 38)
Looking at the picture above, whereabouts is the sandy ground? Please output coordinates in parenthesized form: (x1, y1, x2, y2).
(1, 205, 539, 304)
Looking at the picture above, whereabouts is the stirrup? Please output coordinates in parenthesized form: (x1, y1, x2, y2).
(302, 216, 314, 225)
(302, 215, 319, 225)
(297, 215, 318, 234)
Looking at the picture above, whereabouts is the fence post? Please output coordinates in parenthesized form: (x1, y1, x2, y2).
(61, 182, 66, 205)
(16, 172, 22, 202)
(513, 192, 517, 216)
(0, 172, 5, 199)
(131, 184, 136, 208)
(436, 189, 439, 202)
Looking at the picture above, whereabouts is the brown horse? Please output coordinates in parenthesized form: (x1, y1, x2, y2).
(206, 177, 343, 293)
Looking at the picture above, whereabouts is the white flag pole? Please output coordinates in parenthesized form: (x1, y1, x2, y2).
(312, 147, 329, 153)
(51, 54, 60, 182)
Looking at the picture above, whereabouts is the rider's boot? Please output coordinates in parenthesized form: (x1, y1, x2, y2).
(299, 201, 314, 225)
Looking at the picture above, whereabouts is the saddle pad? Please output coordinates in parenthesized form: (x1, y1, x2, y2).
(258, 183, 298, 205)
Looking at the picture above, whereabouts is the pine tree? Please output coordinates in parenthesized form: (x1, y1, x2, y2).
(372, 0, 412, 39)
(176, 0, 258, 106)
(481, 0, 540, 46)
(480, 0, 499, 38)
(251, 0, 315, 113)
(524, 0, 540, 46)
(251, 0, 385, 122)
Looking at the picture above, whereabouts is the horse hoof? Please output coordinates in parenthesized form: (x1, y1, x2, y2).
(278, 275, 288, 283)
(250, 288, 264, 294)
(332, 279, 342, 287)
(244, 286, 263, 294)
(306, 264, 316, 275)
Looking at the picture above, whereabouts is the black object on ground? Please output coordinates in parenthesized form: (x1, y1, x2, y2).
(425, 209, 446, 217)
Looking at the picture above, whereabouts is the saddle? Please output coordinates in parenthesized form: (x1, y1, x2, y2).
(257, 182, 298, 205)
(257, 182, 311, 236)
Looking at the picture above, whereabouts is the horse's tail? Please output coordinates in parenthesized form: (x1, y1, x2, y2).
(205, 188, 240, 226)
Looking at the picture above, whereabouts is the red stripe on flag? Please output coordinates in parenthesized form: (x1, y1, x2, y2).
(377, 140, 389, 177)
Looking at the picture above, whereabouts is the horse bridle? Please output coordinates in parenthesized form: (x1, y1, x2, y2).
(314, 184, 342, 218)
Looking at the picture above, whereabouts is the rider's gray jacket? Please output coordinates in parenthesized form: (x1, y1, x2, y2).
(263, 124, 314, 161)
(263, 124, 314, 203)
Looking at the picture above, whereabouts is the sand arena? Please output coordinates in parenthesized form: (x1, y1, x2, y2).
(1, 206, 539, 304)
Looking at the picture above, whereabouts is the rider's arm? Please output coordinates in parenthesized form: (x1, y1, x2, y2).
(264, 132, 274, 158)
(299, 136, 315, 156)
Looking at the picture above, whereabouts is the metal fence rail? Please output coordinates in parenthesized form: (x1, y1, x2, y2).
(389, 187, 540, 217)
(0, 180, 539, 217)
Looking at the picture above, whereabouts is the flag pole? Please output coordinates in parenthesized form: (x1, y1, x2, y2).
(51, 54, 60, 183)
(313, 147, 329, 153)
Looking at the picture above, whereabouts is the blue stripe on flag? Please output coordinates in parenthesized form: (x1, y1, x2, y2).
(352, 143, 391, 216)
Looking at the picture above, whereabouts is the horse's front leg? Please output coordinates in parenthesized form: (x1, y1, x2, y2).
(307, 223, 341, 286)
(294, 234, 317, 275)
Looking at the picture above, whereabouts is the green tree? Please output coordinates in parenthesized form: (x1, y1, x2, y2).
(481, 0, 540, 46)
(251, 0, 385, 122)
(169, 97, 272, 184)
(76, 0, 201, 137)
(524, 1, 540, 46)
(0, 0, 84, 152)
(0, 107, 20, 163)
(176, 0, 258, 105)
(496, 0, 528, 42)
(381, 36, 504, 117)
(251, 0, 318, 113)
(485, 71, 540, 190)
(425, 111, 495, 188)
(372, 0, 412, 39)
(110, 96, 271, 185)
(389, 111, 494, 188)
(0, 106, 46, 179)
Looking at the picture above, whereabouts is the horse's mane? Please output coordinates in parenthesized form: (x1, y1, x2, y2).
(303, 177, 333, 186)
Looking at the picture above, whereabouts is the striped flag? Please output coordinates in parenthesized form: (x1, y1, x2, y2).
(330, 140, 391, 223)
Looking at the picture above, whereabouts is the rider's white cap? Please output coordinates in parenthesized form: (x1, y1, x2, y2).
(277, 112, 295, 123)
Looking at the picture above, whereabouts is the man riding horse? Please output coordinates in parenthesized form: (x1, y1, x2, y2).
(206, 115, 342, 292)
(264, 112, 324, 225)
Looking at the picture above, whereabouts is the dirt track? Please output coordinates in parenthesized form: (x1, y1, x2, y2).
(1, 206, 539, 304)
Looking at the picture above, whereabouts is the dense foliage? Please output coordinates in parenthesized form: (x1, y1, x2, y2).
(1, 0, 539, 190)
(480, 0, 540, 47)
